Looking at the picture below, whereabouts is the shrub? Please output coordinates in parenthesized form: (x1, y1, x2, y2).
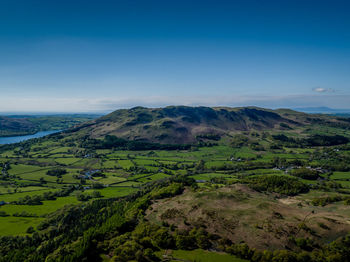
(46, 168, 67, 177)
(244, 175, 309, 196)
(291, 168, 320, 180)
(26, 226, 35, 234)
(150, 183, 184, 200)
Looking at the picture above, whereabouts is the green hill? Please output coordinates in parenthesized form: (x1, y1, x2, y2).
(0, 116, 37, 136)
(67, 106, 350, 144)
(0, 114, 99, 137)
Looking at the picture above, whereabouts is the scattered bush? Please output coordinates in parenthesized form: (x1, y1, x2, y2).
(244, 175, 309, 196)
(46, 168, 67, 177)
(291, 168, 320, 180)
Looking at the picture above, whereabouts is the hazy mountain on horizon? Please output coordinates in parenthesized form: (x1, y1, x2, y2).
(294, 107, 350, 114)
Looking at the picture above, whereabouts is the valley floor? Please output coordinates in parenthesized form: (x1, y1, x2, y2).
(0, 129, 350, 261)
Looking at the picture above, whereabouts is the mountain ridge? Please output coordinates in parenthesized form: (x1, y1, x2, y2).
(66, 106, 350, 144)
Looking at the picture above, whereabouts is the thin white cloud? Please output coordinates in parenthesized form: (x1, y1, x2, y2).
(312, 87, 335, 93)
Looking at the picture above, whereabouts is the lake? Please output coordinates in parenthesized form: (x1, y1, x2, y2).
(0, 130, 61, 144)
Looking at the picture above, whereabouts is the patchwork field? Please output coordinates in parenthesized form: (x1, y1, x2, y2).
(1, 136, 350, 238)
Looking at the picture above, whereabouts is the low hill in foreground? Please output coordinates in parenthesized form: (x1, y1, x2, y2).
(146, 184, 350, 251)
(68, 106, 350, 144)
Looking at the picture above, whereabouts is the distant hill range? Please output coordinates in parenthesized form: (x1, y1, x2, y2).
(0, 116, 37, 136)
(68, 106, 350, 144)
(294, 107, 350, 114)
(0, 114, 99, 137)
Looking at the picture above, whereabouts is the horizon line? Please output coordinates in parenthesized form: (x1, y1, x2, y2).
(1, 105, 350, 115)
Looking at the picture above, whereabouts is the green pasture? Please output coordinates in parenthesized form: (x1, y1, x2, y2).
(204, 160, 233, 169)
(133, 159, 158, 166)
(190, 173, 230, 181)
(92, 187, 138, 198)
(110, 181, 141, 187)
(0, 186, 48, 194)
(0, 189, 59, 202)
(136, 173, 170, 182)
(48, 147, 73, 154)
(0, 196, 79, 216)
(156, 249, 248, 262)
(101, 160, 119, 169)
(0, 216, 44, 236)
(118, 160, 134, 170)
(95, 174, 126, 184)
(331, 172, 350, 180)
(54, 157, 81, 165)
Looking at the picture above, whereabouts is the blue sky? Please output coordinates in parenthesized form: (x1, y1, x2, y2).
(0, 0, 349, 112)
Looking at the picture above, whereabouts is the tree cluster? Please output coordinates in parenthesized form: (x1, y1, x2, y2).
(244, 175, 309, 196)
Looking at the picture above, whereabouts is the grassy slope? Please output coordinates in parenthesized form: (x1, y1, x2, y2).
(146, 184, 350, 250)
